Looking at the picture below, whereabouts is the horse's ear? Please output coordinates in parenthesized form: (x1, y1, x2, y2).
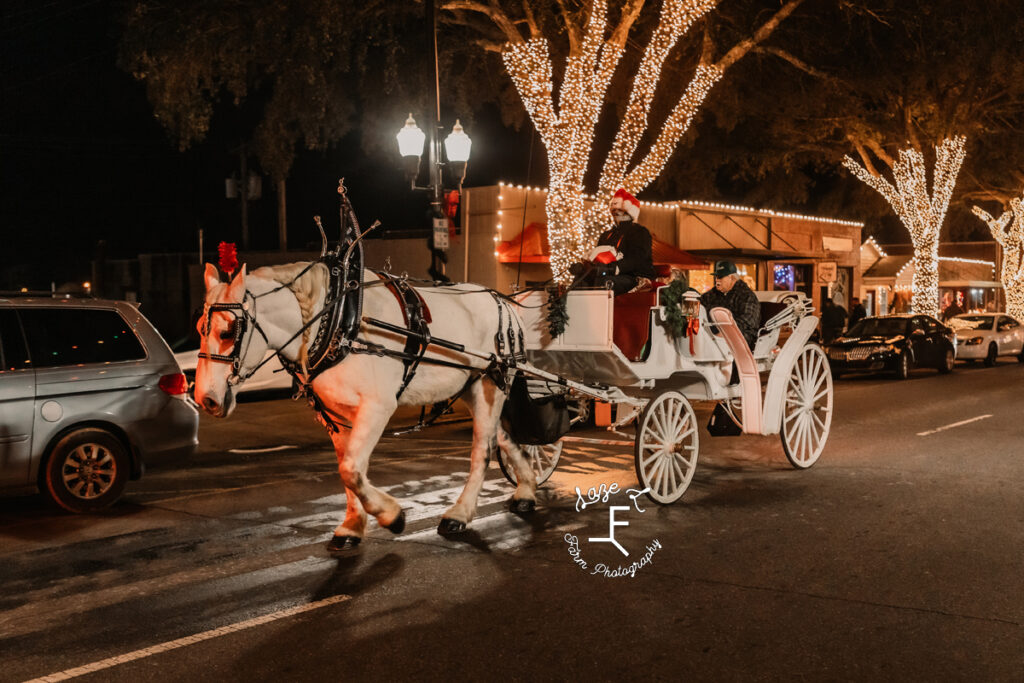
(204, 263, 220, 291)
(227, 263, 247, 301)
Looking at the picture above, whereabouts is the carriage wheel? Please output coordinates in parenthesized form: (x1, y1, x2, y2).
(780, 344, 833, 468)
(497, 440, 563, 487)
(634, 391, 699, 505)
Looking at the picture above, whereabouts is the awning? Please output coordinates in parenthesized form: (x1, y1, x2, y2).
(496, 222, 707, 269)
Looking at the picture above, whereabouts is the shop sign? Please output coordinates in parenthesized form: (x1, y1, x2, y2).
(817, 261, 837, 283)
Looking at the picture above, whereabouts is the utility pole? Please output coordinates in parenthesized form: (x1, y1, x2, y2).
(239, 142, 249, 250)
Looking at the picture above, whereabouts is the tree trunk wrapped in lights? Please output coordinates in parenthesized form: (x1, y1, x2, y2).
(843, 136, 967, 318)
(973, 195, 1024, 320)
(485, 0, 805, 282)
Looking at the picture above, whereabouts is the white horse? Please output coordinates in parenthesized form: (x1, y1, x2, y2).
(194, 262, 539, 551)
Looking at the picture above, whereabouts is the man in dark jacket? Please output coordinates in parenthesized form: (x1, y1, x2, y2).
(848, 297, 867, 328)
(700, 260, 761, 349)
(821, 299, 848, 344)
(571, 188, 655, 295)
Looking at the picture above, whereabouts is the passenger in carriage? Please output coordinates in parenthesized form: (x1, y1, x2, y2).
(700, 260, 760, 349)
(569, 188, 655, 296)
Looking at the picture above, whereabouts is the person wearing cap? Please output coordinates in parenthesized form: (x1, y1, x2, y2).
(700, 260, 761, 349)
(570, 188, 655, 295)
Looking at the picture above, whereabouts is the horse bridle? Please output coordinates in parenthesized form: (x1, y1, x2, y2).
(197, 291, 270, 384)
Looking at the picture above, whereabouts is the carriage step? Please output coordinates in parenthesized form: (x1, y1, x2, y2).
(560, 436, 632, 446)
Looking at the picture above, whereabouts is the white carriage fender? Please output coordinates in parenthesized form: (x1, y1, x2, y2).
(761, 316, 820, 435)
(709, 307, 763, 435)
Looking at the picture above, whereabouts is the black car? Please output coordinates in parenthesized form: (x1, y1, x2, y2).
(825, 314, 957, 379)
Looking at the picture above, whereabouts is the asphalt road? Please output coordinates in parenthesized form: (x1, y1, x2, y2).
(1, 359, 1022, 681)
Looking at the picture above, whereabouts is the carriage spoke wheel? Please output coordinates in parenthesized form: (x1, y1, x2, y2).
(497, 440, 563, 487)
(780, 344, 833, 469)
(634, 391, 699, 505)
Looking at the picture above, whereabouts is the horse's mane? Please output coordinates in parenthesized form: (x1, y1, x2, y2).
(253, 261, 329, 371)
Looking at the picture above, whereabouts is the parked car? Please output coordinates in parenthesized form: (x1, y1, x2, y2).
(172, 342, 293, 396)
(0, 295, 198, 512)
(825, 314, 957, 380)
(948, 313, 1024, 366)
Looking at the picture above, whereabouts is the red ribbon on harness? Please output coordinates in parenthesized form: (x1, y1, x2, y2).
(686, 316, 699, 355)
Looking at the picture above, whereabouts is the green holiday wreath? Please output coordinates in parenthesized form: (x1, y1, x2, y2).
(546, 284, 569, 338)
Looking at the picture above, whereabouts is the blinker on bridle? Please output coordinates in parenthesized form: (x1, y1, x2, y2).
(198, 292, 268, 382)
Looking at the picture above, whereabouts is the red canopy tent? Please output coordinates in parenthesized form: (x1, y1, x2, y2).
(496, 222, 707, 270)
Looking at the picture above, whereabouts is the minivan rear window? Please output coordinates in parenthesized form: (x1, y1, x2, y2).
(17, 308, 146, 367)
(0, 309, 30, 371)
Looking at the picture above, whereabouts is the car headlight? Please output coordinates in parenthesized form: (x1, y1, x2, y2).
(964, 337, 984, 345)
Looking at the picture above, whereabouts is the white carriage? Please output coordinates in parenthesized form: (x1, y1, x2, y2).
(503, 286, 834, 504)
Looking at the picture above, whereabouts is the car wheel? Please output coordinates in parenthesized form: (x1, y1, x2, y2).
(983, 343, 997, 367)
(830, 369, 842, 380)
(938, 347, 955, 374)
(1018, 349, 1024, 363)
(42, 428, 130, 513)
(895, 352, 910, 380)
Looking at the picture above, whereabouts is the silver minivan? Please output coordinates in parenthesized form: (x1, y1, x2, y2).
(0, 295, 198, 512)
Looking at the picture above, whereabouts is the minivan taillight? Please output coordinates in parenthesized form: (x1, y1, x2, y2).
(159, 373, 189, 396)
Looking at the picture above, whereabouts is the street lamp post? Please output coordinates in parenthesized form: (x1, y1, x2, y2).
(395, 0, 471, 281)
(396, 113, 472, 281)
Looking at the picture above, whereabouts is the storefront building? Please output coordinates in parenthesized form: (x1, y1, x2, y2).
(860, 239, 1002, 318)
(463, 184, 863, 312)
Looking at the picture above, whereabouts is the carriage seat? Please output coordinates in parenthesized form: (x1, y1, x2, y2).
(610, 264, 673, 361)
(613, 288, 659, 361)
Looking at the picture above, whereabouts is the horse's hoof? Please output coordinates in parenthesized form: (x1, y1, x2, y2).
(508, 497, 536, 514)
(384, 510, 406, 535)
(437, 518, 467, 536)
(326, 535, 361, 553)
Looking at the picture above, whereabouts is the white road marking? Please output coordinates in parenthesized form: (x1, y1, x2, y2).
(916, 414, 992, 436)
(227, 444, 298, 454)
(22, 594, 350, 683)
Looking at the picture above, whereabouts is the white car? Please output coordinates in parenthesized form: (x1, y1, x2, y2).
(172, 344, 294, 395)
(949, 313, 1024, 366)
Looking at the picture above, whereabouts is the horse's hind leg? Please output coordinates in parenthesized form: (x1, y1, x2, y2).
(439, 379, 536, 535)
(495, 427, 538, 512)
(326, 402, 404, 550)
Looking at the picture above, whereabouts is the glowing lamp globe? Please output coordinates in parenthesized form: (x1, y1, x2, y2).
(444, 119, 472, 163)
(396, 114, 425, 158)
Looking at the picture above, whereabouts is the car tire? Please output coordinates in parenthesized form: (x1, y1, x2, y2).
(895, 352, 910, 380)
(830, 369, 842, 380)
(983, 343, 997, 367)
(1018, 349, 1024, 363)
(42, 428, 130, 513)
(938, 347, 955, 374)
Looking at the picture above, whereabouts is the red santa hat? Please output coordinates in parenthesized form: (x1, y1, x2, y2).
(608, 188, 640, 221)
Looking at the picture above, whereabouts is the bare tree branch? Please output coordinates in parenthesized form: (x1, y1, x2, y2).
(555, 0, 582, 53)
(712, 0, 806, 72)
(441, 0, 522, 43)
(753, 45, 834, 81)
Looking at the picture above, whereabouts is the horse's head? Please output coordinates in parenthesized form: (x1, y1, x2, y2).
(194, 262, 270, 417)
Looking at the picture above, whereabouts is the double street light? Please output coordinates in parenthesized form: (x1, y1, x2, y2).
(396, 114, 472, 280)
(393, 0, 472, 281)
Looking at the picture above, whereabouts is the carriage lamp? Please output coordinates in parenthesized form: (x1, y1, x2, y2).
(682, 290, 701, 318)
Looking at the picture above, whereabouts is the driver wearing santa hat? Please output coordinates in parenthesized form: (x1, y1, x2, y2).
(571, 188, 655, 295)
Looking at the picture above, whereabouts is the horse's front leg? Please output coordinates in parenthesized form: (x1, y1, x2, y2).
(325, 402, 405, 552)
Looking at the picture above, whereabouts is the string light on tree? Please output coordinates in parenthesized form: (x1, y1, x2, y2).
(843, 136, 967, 318)
(502, 0, 723, 282)
(973, 194, 1024, 320)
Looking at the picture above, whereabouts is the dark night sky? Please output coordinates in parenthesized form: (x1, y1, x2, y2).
(0, 1, 537, 290)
